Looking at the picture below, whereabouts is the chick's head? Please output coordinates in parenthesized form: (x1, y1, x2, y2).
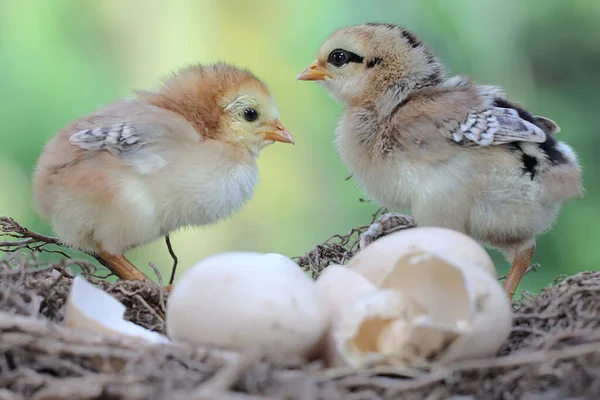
(142, 63, 293, 155)
(297, 23, 444, 105)
(220, 78, 294, 155)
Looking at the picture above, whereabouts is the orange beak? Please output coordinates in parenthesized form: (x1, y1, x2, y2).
(262, 121, 295, 144)
(296, 60, 332, 81)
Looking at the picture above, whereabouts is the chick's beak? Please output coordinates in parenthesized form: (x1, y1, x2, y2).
(262, 121, 295, 144)
(296, 60, 332, 81)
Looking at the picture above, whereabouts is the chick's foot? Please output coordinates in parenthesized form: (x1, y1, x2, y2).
(503, 245, 536, 299)
(95, 246, 151, 282)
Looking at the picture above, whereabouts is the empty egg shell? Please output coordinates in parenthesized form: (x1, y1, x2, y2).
(330, 251, 512, 368)
(334, 288, 464, 367)
(166, 252, 330, 361)
(382, 251, 512, 363)
(315, 264, 378, 367)
(348, 227, 497, 287)
(65, 275, 169, 344)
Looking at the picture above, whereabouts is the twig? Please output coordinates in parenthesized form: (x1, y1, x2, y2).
(0, 216, 146, 284)
(165, 235, 178, 285)
(148, 261, 167, 315)
(133, 294, 165, 322)
(190, 351, 259, 397)
(0, 217, 63, 247)
(0, 217, 72, 259)
(292, 208, 411, 277)
(314, 364, 427, 382)
(379, 337, 600, 393)
(0, 216, 99, 265)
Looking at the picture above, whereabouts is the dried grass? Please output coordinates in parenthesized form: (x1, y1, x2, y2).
(2, 215, 600, 400)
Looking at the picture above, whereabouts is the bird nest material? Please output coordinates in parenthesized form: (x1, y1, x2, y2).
(1, 215, 600, 400)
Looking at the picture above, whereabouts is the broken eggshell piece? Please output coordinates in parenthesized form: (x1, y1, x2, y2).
(315, 264, 378, 367)
(332, 251, 512, 368)
(335, 288, 464, 368)
(65, 275, 169, 344)
(348, 226, 497, 287)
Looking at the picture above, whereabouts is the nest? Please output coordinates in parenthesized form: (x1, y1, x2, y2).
(2, 215, 600, 400)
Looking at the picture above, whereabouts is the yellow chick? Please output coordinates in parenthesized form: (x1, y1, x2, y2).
(297, 23, 582, 297)
(33, 63, 294, 284)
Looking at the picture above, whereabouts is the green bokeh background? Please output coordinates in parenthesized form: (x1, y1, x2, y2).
(1, 0, 599, 293)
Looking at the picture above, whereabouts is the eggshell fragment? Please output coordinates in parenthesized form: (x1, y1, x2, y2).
(64, 275, 169, 344)
(382, 251, 512, 363)
(166, 252, 330, 361)
(315, 264, 378, 367)
(333, 287, 466, 368)
(348, 227, 497, 287)
(330, 250, 512, 368)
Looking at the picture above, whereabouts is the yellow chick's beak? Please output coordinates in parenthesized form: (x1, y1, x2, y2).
(296, 60, 332, 81)
(262, 122, 295, 144)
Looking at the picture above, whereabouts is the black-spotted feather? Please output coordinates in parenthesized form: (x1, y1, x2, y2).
(68, 122, 167, 174)
(449, 107, 547, 146)
(69, 123, 145, 156)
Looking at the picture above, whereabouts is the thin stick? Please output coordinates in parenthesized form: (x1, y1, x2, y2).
(149, 261, 167, 314)
(165, 235, 178, 285)
(190, 351, 259, 397)
(1, 217, 118, 275)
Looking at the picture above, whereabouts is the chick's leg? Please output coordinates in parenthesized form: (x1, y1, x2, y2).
(503, 245, 535, 299)
(95, 244, 151, 282)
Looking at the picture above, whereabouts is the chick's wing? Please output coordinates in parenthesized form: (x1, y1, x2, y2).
(69, 121, 169, 174)
(446, 107, 548, 146)
(395, 87, 550, 148)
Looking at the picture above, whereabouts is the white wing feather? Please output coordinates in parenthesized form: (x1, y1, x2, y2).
(69, 122, 167, 174)
(450, 107, 547, 146)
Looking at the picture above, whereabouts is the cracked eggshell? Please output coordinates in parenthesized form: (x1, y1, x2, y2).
(166, 252, 330, 361)
(65, 276, 169, 344)
(315, 264, 378, 367)
(381, 251, 512, 364)
(329, 251, 512, 368)
(348, 227, 497, 287)
(435, 262, 513, 363)
(334, 289, 464, 368)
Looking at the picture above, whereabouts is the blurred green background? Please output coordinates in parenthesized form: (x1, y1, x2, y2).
(1, 0, 599, 293)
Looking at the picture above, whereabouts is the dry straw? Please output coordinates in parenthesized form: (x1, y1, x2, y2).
(1, 215, 600, 399)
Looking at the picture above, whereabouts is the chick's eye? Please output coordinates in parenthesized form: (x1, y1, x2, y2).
(328, 50, 350, 67)
(243, 108, 258, 122)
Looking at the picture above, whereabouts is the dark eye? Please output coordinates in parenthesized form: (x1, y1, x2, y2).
(243, 108, 258, 122)
(328, 49, 350, 67)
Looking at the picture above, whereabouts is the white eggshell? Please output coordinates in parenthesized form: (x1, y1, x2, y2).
(381, 251, 512, 363)
(327, 251, 512, 368)
(348, 226, 497, 287)
(166, 252, 330, 361)
(333, 289, 463, 368)
(438, 263, 513, 363)
(316, 265, 378, 317)
(315, 264, 378, 367)
(65, 275, 169, 344)
(334, 289, 412, 367)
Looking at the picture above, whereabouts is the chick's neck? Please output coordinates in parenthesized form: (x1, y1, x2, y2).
(359, 70, 442, 120)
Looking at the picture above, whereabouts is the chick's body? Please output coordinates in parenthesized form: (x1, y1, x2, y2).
(298, 23, 582, 297)
(33, 64, 293, 281)
(337, 80, 580, 255)
(35, 101, 257, 255)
